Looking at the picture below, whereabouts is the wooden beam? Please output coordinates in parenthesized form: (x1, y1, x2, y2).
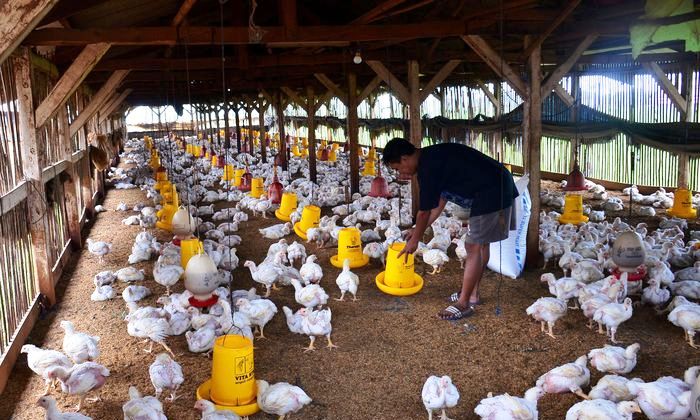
(314, 89, 336, 112)
(553, 83, 575, 107)
(642, 61, 687, 114)
(358, 76, 381, 103)
(314, 73, 347, 105)
(521, 0, 581, 60)
(0, 296, 40, 394)
(525, 39, 542, 268)
(281, 86, 306, 108)
(419, 59, 461, 102)
(477, 80, 500, 115)
(279, 0, 298, 38)
(461, 35, 527, 98)
(259, 99, 267, 163)
(34, 43, 110, 128)
(13, 48, 55, 305)
(69, 70, 129, 137)
(351, 0, 410, 24)
(275, 91, 288, 171)
(365, 60, 410, 103)
(0, 0, 59, 65)
(306, 85, 317, 184)
(24, 22, 471, 46)
(408, 60, 421, 216)
(98, 89, 132, 124)
(171, 0, 199, 26)
(540, 34, 597, 97)
(347, 72, 360, 194)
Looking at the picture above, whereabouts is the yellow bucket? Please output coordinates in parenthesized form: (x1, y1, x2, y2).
(156, 203, 177, 232)
(275, 192, 297, 222)
(209, 335, 258, 408)
(375, 242, 424, 296)
(330, 228, 368, 268)
(331, 143, 339, 151)
(233, 168, 246, 187)
(361, 160, 376, 176)
(211, 155, 218, 167)
(301, 137, 309, 147)
(250, 178, 265, 198)
(668, 188, 697, 219)
(186, 144, 194, 154)
(293, 205, 320, 240)
(328, 150, 337, 162)
(180, 239, 204, 269)
(222, 164, 235, 181)
(558, 194, 589, 225)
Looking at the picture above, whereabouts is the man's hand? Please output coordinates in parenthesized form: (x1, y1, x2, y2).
(403, 228, 415, 242)
(397, 238, 418, 263)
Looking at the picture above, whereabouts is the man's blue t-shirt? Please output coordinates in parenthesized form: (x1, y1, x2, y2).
(416, 143, 518, 217)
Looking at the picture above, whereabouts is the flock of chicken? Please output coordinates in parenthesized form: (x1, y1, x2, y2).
(20, 133, 700, 420)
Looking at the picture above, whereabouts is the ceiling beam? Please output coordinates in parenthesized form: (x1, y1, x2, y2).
(24, 21, 473, 46)
(34, 43, 110, 128)
(171, 0, 199, 27)
(461, 35, 527, 98)
(351, 0, 410, 24)
(358, 76, 381, 103)
(521, 0, 581, 60)
(540, 33, 597, 97)
(314, 73, 347, 104)
(476, 80, 500, 114)
(281, 86, 306, 108)
(70, 70, 129, 137)
(0, 0, 59, 65)
(642, 61, 687, 114)
(99, 89, 132, 124)
(365, 60, 409, 103)
(419, 59, 461, 102)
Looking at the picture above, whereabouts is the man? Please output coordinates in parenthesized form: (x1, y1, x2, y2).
(382, 138, 518, 320)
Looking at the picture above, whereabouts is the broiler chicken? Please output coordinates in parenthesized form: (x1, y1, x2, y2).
(626, 371, 696, 420)
(259, 222, 292, 239)
(541, 273, 584, 308)
(565, 400, 640, 420)
(90, 285, 115, 301)
(235, 297, 278, 339)
(299, 255, 323, 285)
(589, 375, 642, 402)
(116, 267, 145, 283)
(668, 303, 700, 348)
(593, 297, 633, 343)
(127, 312, 175, 357)
(22, 344, 73, 396)
(335, 258, 359, 301)
(46, 361, 110, 411)
(299, 307, 336, 352)
(122, 386, 166, 420)
(474, 387, 544, 420)
(641, 278, 670, 308)
(291, 278, 329, 308)
(286, 241, 307, 267)
(421, 375, 460, 420)
(525, 297, 567, 339)
(60, 321, 100, 364)
(363, 242, 386, 267)
(419, 248, 450, 275)
(37, 395, 92, 420)
(244, 260, 284, 297)
(186, 319, 217, 355)
(194, 399, 240, 419)
(122, 285, 152, 303)
(282, 306, 304, 335)
(587, 343, 640, 374)
(153, 262, 184, 295)
(256, 379, 312, 420)
(86, 238, 112, 263)
(535, 355, 590, 398)
(149, 353, 184, 401)
(451, 238, 468, 269)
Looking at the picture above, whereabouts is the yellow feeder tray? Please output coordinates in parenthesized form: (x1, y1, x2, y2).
(667, 188, 697, 219)
(156, 203, 177, 232)
(275, 192, 297, 222)
(233, 168, 246, 187)
(330, 228, 369, 268)
(196, 335, 260, 417)
(250, 177, 265, 198)
(375, 242, 424, 296)
(558, 194, 588, 225)
(180, 238, 204, 269)
(293, 205, 320, 240)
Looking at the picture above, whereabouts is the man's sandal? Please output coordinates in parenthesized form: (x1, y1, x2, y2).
(448, 292, 483, 305)
(438, 304, 475, 320)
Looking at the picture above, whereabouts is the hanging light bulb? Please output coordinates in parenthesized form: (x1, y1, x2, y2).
(353, 51, 362, 64)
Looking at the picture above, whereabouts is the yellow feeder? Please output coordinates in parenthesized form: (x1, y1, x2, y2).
(222, 164, 235, 182)
(301, 148, 309, 158)
(301, 137, 309, 147)
(330, 228, 369, 268)
(558, 194, 589, 225)
(211, 155, 219, 167)
(320, 140, 328, 149)
(367, 148, 377, 160)
(291, 145, 301, 157)
(233, 168, 246, 187)
(205, 150, 211, 160)
(149, 153, 160, 169)
(196, 335, 260, 416)
(293, 205, 321, 240)
(161, 186, 179, 207)
(504, 164, 512, 172)
(250, 177, 265, 198)
(361, 160, 376, 176)
(275, 192, 297, 221)
(331, 143, 339, 152)
(375, 242, 424, 296)
(328, 149, 337, 162)
(186, 143, 194, 154)
(154, 169, 168, 191)
(156, 204, 177, 231)
(197, 133, 203, 140)
(667, 188, 697, 219)
(181, 238, 204, 269)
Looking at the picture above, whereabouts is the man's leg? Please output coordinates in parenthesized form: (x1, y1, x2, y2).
(468, 244, 489, 304)
(456, 243, 485, 308)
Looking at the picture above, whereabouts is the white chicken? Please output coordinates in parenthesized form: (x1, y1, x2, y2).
(291, 278, 329, 308)
(589, 375, 642, 402)
(641, 278, 670, 308)
(299, 307, 336, 352)
(259, 222, 292, 239)
(593, 297, 633, 343)
(256, 379, 312, 420)
(235, 297, 278, 339)
(451, 238, 468, 268)
(60, 321, 99, 364)
(419, 248, 450, 275)
(626, 373, 695, 420)
(525, 297, 567, 339)
(244, 260, 283, 297)
(535, 355, 590, 398)
(669, 281, 700, 300)
(37, 395, 92, 420)
(253, 194, 272, 218)
(335, 258, 360, 301)
(122, 285, 152, 303)
(363, 242, 386, 267)
(587, 343, 640, 374)
(22, 344, 73, 396)
(90, 285, 115, 301)
(541, 273, 584, 308)
(282, 306, 305, 335)
(149, 352, 184, 401)
(421, 375, 460, 420)
(153, 262, 184, 295)
(46, 361, 110, 411)
(674, 261, 700, 282)
(116, 267, 145, 282)
(286, 241, 307, 267)
(474, 387, 544, 420)
(194, 399, 240, 419)
(93, 271, 116, 286)
(565, 400, 640, 420)
(86, 238, 112, 263)
(127, 313, 175, 357)
(668, 303, 700, 348)
(299, 255, 323, 285)
(122, 385, 167, 420)
(185, 320, 217, 355)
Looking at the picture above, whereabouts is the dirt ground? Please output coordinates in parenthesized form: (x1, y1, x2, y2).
(3, 166, 700, 420)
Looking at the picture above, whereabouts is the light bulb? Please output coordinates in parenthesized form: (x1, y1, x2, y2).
(353, 51, 362, 64)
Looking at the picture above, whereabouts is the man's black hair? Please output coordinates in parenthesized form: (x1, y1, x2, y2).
(382, 137, 416, 165)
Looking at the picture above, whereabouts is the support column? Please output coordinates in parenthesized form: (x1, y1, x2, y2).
(224, 104, 231, 151)
(215, 106, 221, 147)
(234, 106, 242, 151)
(259, 99, 267, 163)
(526, 40, 542, 268)
(275, 92, 288, 171)
(348, 72, 360, 194)
(306, 86, 317, 184)
(408, 60, 421, 216)
(13, 48, 55, 305)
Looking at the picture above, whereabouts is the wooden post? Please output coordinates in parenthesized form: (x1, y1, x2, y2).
(234, 105, 242, 151)
(59, 107, 82, 249)
(215, 106, 222, 147)
(678, 63, 692, 189)
(569, 69, 579, 172)
(0, 0, 60, 65)
(259, 98, 267, 163)
(306, 86, 317, 184)
(207, 106, 215, 143)
(13, 48, 55, 305)
(246, 103, 254, 152)
(275, 92, 288, 171)
(224, 104, 231, 152)
(526, 39, 542, 268)
(408, 60, 421, 216)
(347, 72, 360, 194)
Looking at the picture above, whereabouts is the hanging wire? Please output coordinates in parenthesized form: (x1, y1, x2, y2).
(494, 0, 505, 316)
